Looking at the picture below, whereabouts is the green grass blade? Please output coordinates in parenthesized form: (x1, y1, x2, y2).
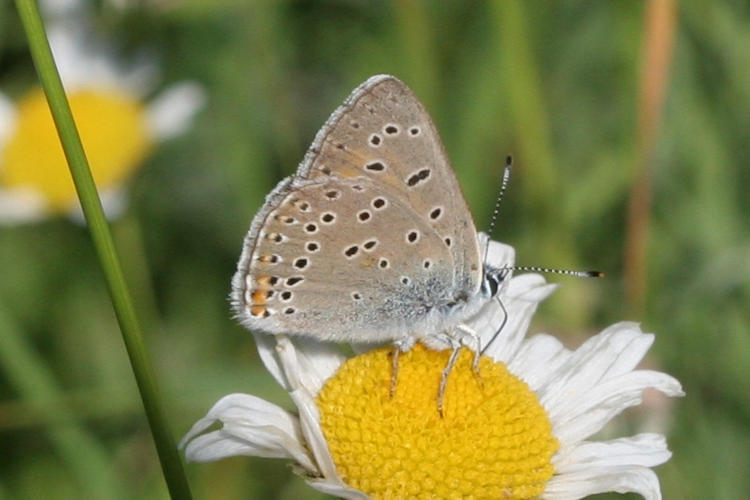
(13, 0, 192, 497)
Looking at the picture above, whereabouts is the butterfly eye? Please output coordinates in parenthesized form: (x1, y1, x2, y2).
(486, 273, 502, 297)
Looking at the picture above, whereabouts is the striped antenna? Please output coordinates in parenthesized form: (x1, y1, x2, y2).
(502, 266, 604, 278)
(483, 156, 513, 265)
(486, 155, 513, 239)
(481, 155, 604, 280)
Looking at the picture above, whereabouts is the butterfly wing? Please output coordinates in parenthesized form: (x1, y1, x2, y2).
(232, 76, 482, 342)
(300, 75, 481, 293)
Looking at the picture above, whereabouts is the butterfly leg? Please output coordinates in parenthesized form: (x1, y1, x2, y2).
(389, 346, 400, 398)
(437, 338, 462, 417)
(455, 324, 485, 391)
(456, 324, 483, 374)
(480, 295, 508, 356)
(389, 337, 414, 398)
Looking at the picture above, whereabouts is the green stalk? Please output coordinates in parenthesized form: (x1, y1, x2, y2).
(13, 1, 192, 498)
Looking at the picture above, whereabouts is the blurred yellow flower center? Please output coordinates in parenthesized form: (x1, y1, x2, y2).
(1, 87, 151, 212)
(316, 344, 558, 500)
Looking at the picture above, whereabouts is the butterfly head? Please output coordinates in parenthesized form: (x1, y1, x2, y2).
(477, 232, 515, 301)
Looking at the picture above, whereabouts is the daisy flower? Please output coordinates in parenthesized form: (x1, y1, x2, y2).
(0, 2, 205, 223)
(181, 238, 683, 499)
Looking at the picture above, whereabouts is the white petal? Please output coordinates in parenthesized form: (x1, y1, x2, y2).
(479, 233, 515, 271)
(253, 332, 292, 391)
(0, 188, 50, 224)
(544, 465, 664, 500)
(550, 370, 684, 445)
(180, 393, 316, 471)
(258, 334, 346, 395)
(289, 337, 348, 395)
(472, 273, 547, 344)
(46, 21, 157, 95)
(0, 91, 17, 150)
(288, 387, 340, 481)
(480, 274, 557, 362)
(307, 479, 371, 499)
(537, 323, 684, 444)
(538, 323, 649, 410)
(46, 25, 95, 89)
(145, 81, 206, 140)
(113, 52, 159, 97)
(275, 337, 340, 480)
(39, 0, 85, 18)
(554, 433, 672, 472)
(507, 333, 571, 391)
(99, 188, 128, 219)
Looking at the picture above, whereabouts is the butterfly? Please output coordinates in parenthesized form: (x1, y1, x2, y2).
(231, 75, 509, 355)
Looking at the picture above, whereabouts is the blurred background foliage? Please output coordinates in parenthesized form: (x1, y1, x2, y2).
(0, 0, 748, 498)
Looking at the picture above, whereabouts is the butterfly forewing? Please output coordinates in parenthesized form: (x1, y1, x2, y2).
(303, 76, 480, 291)
(233, 75, 482, 342)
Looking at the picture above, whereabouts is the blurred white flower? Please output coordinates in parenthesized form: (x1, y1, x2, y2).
(181, 240, 684, 500)
(0, 3, 205, 223)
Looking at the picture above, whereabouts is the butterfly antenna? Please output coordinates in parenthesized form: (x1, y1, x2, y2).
(483, 155, 513, 263)
(480, 266, 602, 355)
(502, 266, 604, 278)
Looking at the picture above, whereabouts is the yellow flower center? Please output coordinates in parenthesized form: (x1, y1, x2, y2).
(1, 87, 151, 212)
(317, 344, 558, 500)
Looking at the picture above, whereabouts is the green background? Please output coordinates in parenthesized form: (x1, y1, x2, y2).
(1, 1, 748, 498)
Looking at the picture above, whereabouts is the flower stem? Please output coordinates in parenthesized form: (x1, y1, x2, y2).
(13, 1, 193, 498)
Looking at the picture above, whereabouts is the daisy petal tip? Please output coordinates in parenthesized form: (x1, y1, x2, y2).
(0, 92, 16, 143)
(146, 81, 207, 140)
(659, 373, 685, 398)
(545, 466, 665, 500)
(0, 189, 50, 225)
